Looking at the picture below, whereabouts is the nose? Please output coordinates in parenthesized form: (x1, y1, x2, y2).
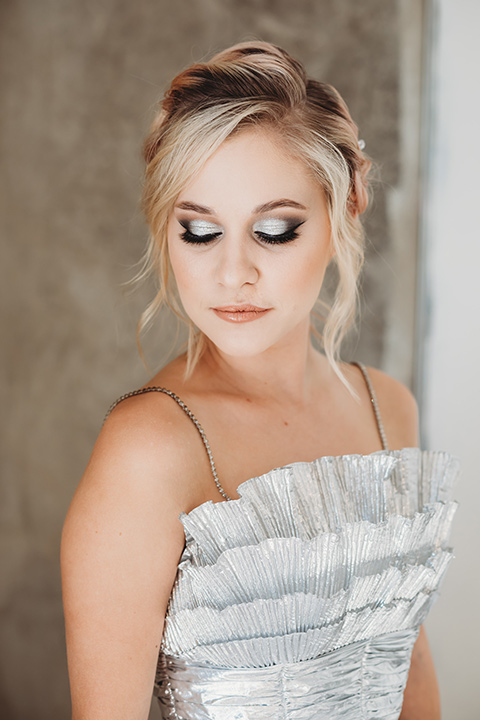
(215, 233, 259, 289)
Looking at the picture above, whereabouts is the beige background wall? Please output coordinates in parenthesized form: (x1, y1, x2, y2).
(0, 1, 440, 718)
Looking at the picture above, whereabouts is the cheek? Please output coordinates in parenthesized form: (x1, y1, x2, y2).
(167, 238, 205, 297)
(166, 241, 192, 315)
(280, 248, 329, 307)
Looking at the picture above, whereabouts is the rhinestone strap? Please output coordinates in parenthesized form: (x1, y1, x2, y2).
(352, 362, 389, 451)
(104, 387, 232, 501)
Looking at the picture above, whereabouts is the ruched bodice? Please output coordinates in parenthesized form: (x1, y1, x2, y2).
(154, 448, 458, 719)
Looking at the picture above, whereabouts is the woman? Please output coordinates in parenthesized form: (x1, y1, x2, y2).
(61, 42, 457, 719)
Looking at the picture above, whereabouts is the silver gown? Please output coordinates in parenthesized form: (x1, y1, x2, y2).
(154, 449, 458, 719)
(106, 371, 458, 720)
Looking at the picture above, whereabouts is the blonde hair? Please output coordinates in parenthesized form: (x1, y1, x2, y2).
(138, 41, 371, 384)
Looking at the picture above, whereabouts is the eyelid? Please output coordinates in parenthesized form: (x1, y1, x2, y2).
(253, 218, 306, 235)
(180, 219, 223, 236)
(253, 218, 292, 235)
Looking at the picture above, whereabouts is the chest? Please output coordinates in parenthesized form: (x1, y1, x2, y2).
(204, 395, 383, 495)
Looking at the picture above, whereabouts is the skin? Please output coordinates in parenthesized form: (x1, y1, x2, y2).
(61, 128, 440, 719)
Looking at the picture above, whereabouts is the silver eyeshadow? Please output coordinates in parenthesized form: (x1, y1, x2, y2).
(182, 218, 298, 237)
(186, 219, 223, 236)
(252, 218, 292, 235)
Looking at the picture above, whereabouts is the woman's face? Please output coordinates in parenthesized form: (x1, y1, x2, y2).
(167, 128, 333, 359)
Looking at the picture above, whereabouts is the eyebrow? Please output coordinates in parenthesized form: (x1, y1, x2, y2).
(175, 199, 308, 215)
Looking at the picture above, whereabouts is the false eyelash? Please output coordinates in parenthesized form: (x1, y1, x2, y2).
(180, 229, 223, 245)
(255, 228, 301, 244)
(180, 221, 304, 246)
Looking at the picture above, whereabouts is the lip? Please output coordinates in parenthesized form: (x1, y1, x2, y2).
(212, 304, 272, 323)
(214, 304, 268, 312)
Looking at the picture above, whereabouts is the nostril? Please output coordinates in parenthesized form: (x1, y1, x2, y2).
(216, 248, 259, 288)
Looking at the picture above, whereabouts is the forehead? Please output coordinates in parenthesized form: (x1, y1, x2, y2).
(176, 128, 323, 211)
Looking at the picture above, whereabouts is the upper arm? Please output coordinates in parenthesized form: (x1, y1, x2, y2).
(365, 367, 419, 450)
(61, 399, 190, 719)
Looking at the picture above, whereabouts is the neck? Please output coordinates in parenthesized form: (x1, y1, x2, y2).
(197, 319, 329, 406)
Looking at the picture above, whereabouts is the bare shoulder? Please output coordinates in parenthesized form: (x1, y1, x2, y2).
(62, 393, 194, 574)
(81, 389, 210, 513)
(363, 366, 419, 450)
(62, 387, 215, 577)
(61, 390, 207, 715)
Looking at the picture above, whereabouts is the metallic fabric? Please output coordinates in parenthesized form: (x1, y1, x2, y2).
(155, 448, 458, 719)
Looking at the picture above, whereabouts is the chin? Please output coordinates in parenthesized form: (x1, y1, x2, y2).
(201, 327, 283, 359)
(209, 338, 277, 358)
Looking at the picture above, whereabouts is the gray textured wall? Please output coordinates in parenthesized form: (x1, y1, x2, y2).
(1, 1, 421, 718)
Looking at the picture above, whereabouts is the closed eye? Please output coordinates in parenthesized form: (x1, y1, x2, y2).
(179, 219, 223, 245)
(181, 228, 222, 244)
(178, 218, 306, 245)
(254, 219, 305, 245)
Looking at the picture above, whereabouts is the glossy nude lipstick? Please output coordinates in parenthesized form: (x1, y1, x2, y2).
(212, 304, 272, 323)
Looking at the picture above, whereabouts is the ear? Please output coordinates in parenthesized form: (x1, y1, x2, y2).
(352, 167, 370, 215)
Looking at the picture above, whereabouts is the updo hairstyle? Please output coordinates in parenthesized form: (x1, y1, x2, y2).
(139, 41, 371, 383)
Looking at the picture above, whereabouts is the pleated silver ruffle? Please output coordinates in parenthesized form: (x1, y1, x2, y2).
(155, 448, 459, 720)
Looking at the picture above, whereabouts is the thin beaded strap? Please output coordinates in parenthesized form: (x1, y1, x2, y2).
(352, 362, 389, 451)
(104, 387, 232, 501)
